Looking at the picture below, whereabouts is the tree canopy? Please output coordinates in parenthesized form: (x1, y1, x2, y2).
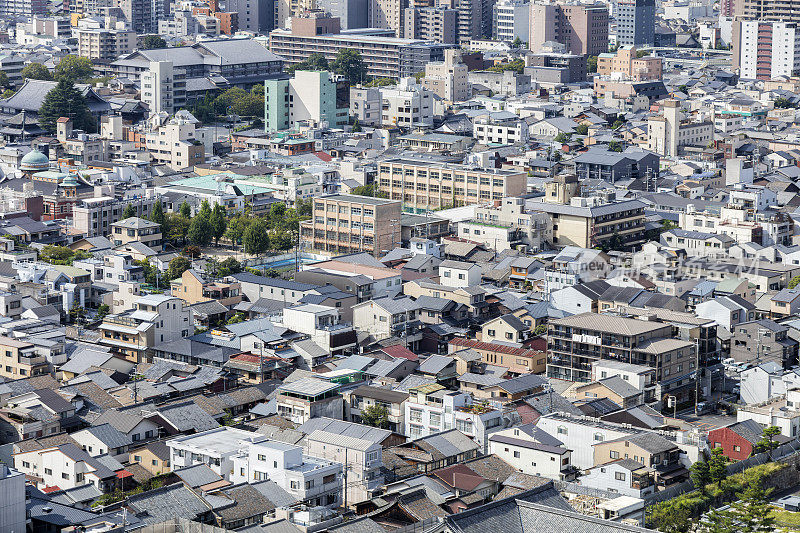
(38, 79, 95, 134)
(142, 35, 167, 49)
(332, 49, 367, 84)
(54, 55, 94, 82)
(243, 219, 270, 255)
(21, 63, 52, 81)
(287, 53, 330, 74)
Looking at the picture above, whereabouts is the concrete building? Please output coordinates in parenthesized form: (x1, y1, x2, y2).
(493, 0, 529, 42)
(275, 378, 343, 424)
(76, 27, 136, 61)
(741, 0, 800, 24)
(110, 217, 162, 251)
(527, 48, 586, 84)
(141, 61, 187, 115)
(529, 3, 609, 56)
(352, 295, 423, 350)
(473, 114, 530, 144)
(73, 196, 162, 238)
(144, 114, 206, 170)
(421, 49, 470, 102)
(0, 464, 25, 533)
(299, 194, 403, 257)
(488, 425, 575, 480)
(733, 20, 800, 80)
(547, 312, 697, 403)
(730, 319, 798, 368)
(615, 0, 655, 47)
(369, 0, 407, 37)
(316, 0, 368, 29)
(458, 196, 551, 252)
(270, 12, 455, 80)
(98, 294, 193, 362)
(468, 69, 532, 96)
(264, 70, 349, 132)
(737, 388, 800, 438)
(225, 0, 273, 32)
(597, 46, 662, 81)
(0, 335, 48, 380)
(404, 6, 458, 43)
(647, 99, 713, 157)
(377, 157, 527, 212)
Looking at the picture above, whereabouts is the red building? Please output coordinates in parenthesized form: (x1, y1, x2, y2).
(707, 419, 765, 461)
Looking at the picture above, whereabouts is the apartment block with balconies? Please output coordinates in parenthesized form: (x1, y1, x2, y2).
(377, 158, 526, 213)
(547, 312, 697, 403)
(300, 194, 402, 257)
(0, 336, 48, 379)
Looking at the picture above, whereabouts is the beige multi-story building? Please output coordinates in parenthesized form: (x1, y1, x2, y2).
(597, 46, 662, 81)
(110, 217, 163, 251)
(76, 27, 136, 60)
(73, 196, 162, 238)
(647, 99, 713, 157)
(0, 336, 49, 380)
(422, 49, 470, 102)
(370, 0, 407, 37)
(529, 3, 608, 56)
(170, 268, 242, 308)
(299, 194, 403, 257)
(377, 157, 527, 212)
(144, 115, 205, 170)
(404, 6, 458, 43)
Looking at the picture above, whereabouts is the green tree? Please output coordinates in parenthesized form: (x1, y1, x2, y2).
(533, 324, 547, 336)
(54, 55, 94, 82)
(1, 89, 15, 99)
(217, 257, 242, 277)
(636, 49, 649, 58)
(554, 132, 571, 144)
(167, 255, 192, 280)
(197, 199, 212, 220)
(96, 304, 110, 320)
(756, 426, 781, 458)
(187, 216, 213, 247)
(775, 97, 796, 109)
(40, 245, 75, 265)
(210, 204, 227, 245)
(488, 59, 525, 74)
(710, 483, 775, 533)
(243, 219, 270, 255)
(270, 229, 293, 251)
(227, 312, 246, 324)
(332, 49, 367, 84)
(699, 507, 736, 533)
(612, 119, 625, 129)
(789, 275, 800, 289)
(165, 213, 190, 246)
(690, 457, 711, 495)
(0, 71, 8, 88)
(214, 87, 248, 114)
(512, 36, 522, 48)
(648, 501, 692, 533)
(575, 124, 589, 135)
(122, 203, 137, 219)
(352, 117, 362, 132)
(296, 198, 312, 219)
(142, 34, 167, 49)
(286, 53, 330, 74)
(38, 79, 95, 133)
(69, 303, 86, 324)
(361, 405, 391, 429)
(233, 91, 264, 116)
(608, 141, 623, 152)
(709, 447, 728, 487)
(180, 200, 192, 218)
(21, 63, 53, 81)
(587, 55, 598, 73)
(149, 201, 166, 228)
(225, 215, 251, 245)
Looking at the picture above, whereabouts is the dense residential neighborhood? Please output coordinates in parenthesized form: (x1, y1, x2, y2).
(0, 0, 800, 531)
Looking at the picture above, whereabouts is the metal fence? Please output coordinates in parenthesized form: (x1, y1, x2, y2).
(391, 516, 442, 533)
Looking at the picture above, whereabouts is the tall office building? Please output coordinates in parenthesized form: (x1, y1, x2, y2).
(492, 0, 529, 42)
(732, 20, 800, 80)
(529, 3, 608, 55)
(437, 0, 490, 44)
(404, 6, 458, 42)
(225, 0, 274, 31)
(369, 0, 408, 37)
(615, 0, 655, 47)
(316, 0, 368, 28)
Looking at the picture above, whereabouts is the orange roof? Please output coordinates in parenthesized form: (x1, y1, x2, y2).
(449, 337, 544, 357)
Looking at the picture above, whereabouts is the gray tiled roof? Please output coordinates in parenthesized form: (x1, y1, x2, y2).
(127, 483, 211, 525)
(79, 423, 132, 449)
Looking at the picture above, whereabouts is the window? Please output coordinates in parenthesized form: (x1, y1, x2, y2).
(258, 454, 266, 461)
(305, 480, 315, 489)
(594, 433, 604, 442)
(62, 472, 70, 480)
(291, 480, 300, 489)
(615, 472, 626, 481)
(610, 451, 620, 459)
(513, 451, 520, 458)
(557, 426, 567, 435)
(45, 468, 52, 475)
(134, 455, 142, 462)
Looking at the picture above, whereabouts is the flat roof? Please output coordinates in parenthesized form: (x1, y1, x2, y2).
(168, 427, 268, 455)
(318, 193, 400, 206)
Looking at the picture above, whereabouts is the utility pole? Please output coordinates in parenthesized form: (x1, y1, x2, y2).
(694, 338, 700, 416)
(343, 447, 348, 509)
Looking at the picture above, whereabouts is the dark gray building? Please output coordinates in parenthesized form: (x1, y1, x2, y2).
(615, 0, 655, 46)
(527, 51, 586, 84)
(573, 147, 660, 183)
(317, 0, 368, 29)
(224, 0, 274, 32)
(731, 319, 799, 369)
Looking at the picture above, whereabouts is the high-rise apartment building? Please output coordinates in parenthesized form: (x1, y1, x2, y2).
(224, 0, 273, 31)
(0, 0, 47, 16)
(741, 0, 800, 23)
(141, 61, 187, 115)
(118, 0, 154, 32)
(422, 48, 470, 101)
(493, 0, 529, 42)
(529, 3, 608, 55)
(732, 20, 800, 80)
(264, 70, 349, 132)
(369, 0, 408, 37)
(615, 0, 655, 47)
(316, 0, 368, 28)
(76, 27, 136, 60)
(404, 6, 458, 43)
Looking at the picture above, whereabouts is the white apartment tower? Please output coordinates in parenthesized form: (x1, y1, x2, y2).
(493, 0, 529, 42)
(734, 20, 800, 80)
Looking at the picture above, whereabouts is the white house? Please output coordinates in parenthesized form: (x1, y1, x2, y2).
(581, 459, 655, 498)
(736, 387, 800, 438)
(438, 260, 482, 288)
(71, 424, 133, 461)
(695, 295, 755, 331)
(488, 425, 576, 480)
